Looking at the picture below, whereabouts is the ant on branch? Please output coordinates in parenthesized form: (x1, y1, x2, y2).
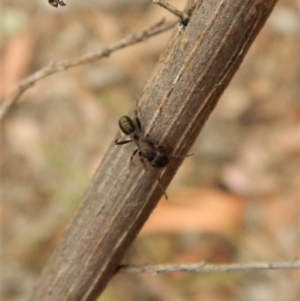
(115, 110, 192, 199)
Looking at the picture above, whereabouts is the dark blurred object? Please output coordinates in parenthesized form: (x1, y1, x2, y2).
(48, 0, 66, 8)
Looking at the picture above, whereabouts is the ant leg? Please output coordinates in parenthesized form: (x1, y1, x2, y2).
(171, 152, 194, 159)
(115, 139, 134, 145)
(129, 148, 139, 167)
(138, 152, 148, 170)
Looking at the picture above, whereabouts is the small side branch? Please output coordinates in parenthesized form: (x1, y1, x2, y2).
(118, 260, 300, 274)
(0, 20, 176, 121)
(153, 0, 190, 25)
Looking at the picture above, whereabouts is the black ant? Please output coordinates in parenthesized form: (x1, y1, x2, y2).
(115, 111, 192, 199)
(115, 115, 169, 168)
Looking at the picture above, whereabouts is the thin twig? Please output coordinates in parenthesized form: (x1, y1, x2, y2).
(118, 260, 300, 274)
(153, 0, 189, 24)
(0, 19, 176, 121)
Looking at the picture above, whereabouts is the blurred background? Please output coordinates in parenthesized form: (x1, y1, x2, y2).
(1, 0, 299, 300)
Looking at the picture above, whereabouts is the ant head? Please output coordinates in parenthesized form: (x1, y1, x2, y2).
(119, 116, 136, 135)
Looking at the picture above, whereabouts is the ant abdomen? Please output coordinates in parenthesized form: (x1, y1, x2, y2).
(149, 146, 169, 168)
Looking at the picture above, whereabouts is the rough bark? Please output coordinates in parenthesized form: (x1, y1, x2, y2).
(28, 0, 278, 300)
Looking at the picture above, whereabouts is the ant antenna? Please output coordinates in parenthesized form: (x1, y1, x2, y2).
(156, 175, 168, 199)
(171, 152, 194, 159)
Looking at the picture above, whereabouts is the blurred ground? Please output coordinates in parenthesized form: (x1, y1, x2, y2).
(0, 0, 299, 301)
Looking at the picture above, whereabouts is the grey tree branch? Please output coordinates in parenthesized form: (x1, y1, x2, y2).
(0, 19, 176, 121)
(119, 260, 300, 274)
(28, 0, 279, 300)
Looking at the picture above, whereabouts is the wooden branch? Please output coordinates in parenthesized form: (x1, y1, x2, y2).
(28, 0, 279, 300)
(0, 20, 176, 121)
(119, 260, 300, 274)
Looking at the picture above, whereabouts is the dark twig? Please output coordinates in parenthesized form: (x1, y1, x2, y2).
(0, 20, 176, 121)
(119, 260, 300, 274)
(153, 0, 190, 24)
